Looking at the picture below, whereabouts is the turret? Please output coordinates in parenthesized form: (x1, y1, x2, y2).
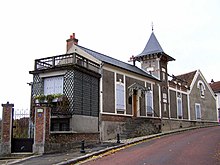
(134, 30, 175, 118)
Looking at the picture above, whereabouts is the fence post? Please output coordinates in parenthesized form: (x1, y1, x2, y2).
(1, 102, 14, 155)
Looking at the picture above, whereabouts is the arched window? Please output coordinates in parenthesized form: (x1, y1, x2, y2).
(197, 80, 205, 98)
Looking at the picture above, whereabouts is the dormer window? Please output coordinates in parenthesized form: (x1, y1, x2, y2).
(197, 80, 205, 98)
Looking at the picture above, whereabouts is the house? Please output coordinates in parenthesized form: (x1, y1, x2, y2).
(209, 80, 220, 122)
(168, 70, 217, 129)
(29, 31, 218, 147)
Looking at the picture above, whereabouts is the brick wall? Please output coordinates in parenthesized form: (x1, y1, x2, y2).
(45, 133, 99, 153)
(1, 102, 13, 155)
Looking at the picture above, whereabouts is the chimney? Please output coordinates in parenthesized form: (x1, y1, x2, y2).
(66, 33, 78, 52)
(211, 79, 214, 84)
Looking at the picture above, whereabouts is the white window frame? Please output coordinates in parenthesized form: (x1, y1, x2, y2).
(44, 76, 64, 95)
(177, 92, 183, 119)
(195, 103, 201, 120)
(145, 90, 153, 116)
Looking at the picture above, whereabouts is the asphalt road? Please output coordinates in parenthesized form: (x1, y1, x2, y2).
(81, 126, 220, 165)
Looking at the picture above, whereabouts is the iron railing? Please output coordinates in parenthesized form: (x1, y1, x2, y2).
(35, 53, 100, 73)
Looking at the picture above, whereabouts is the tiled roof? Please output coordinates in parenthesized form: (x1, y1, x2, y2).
(209, 81, 220, 93)
(172, 70, 197, 87)
(77, 45, 158, 81)
(135, 32, 175, 61)
(137, 32, 164, 56)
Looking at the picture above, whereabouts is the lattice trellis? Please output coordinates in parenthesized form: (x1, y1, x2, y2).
(64, 70, 75, 114)
(32, 74, 43, 96)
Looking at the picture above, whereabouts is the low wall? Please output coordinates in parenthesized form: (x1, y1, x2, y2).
(100, 114, 161, 140)
(70, 115, 99, 133)
(45, 132, 99, 153)
(161, 118, 218, 131)
(100, 114, 131, 141)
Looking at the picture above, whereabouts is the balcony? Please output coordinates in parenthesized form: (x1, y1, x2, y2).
(34, 53, 100, 73)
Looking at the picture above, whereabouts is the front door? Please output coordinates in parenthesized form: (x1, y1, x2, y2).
(132, 90, 140, 117)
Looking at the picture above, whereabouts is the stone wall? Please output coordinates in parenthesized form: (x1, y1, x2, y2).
(161, 118, 218, 132)
(100, 114, 161, 140)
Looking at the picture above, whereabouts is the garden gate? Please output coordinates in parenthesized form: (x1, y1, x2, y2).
(11, 108, 34, 153)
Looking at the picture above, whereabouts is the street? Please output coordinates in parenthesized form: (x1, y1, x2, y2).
(81, 126, 220, 165)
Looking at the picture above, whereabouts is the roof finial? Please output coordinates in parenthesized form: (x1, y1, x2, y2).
(151, 22, 154, 32)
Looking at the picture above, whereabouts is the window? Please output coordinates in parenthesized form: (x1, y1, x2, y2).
(163, 93, 167, 103)
(195, 103, 201, 120)
(44, 76, 63, 95)
(177, 92, 182, 119)
(162, 68, 166, 81)
(199, 83, 205, 97)
(116, 82, 125, 111)
(146, 90, 153, 115)
(163, 92, 167, 113)
(51, 118, 70, 131)
(197, 80, 205, 98)
(218, 109, 220, 122)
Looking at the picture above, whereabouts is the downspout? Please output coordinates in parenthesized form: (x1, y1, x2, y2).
(99, 62, 104, 142)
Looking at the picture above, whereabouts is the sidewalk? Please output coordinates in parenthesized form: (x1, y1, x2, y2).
(2, 126, 217, 165)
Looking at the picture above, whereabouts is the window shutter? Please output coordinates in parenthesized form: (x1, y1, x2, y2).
(146, 91, 153, 114)
(177, 97, 182, 117)
(195, 104, 201, 119)
(116, 83, 125, 110)
(54, 77, 64, 94)
(44, 78, 54, 95)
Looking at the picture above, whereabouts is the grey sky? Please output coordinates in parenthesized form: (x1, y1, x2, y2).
(0, 0, 219, 114)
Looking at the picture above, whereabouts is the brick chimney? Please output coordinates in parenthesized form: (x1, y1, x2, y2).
(66, 33, 78, 52)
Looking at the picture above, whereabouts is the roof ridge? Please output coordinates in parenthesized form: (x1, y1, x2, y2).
(209, 80, 220, 84)
(76, 44, 159, 81)
(176, 70, 197, 77)
(77, 44, 136, 67)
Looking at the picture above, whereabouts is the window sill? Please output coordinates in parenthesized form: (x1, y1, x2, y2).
(50, 131, 99, 134)
(50, 131, 77, 134)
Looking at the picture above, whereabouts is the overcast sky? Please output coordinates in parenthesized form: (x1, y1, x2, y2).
(0, 0, 220, 116)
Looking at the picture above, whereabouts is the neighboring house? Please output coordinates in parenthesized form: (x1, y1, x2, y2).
(169, 70, 217, 126)
(29, 31, 218, 141)
(209, 80, 220, 122)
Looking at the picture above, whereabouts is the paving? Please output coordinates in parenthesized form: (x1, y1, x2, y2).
(0, 126, 217, 165)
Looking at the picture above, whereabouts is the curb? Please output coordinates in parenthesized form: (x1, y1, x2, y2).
(8, 154, 42, 165)
(56, 125, 218, 165)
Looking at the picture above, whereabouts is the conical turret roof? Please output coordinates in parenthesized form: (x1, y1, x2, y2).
(136, 32, 175, 61)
